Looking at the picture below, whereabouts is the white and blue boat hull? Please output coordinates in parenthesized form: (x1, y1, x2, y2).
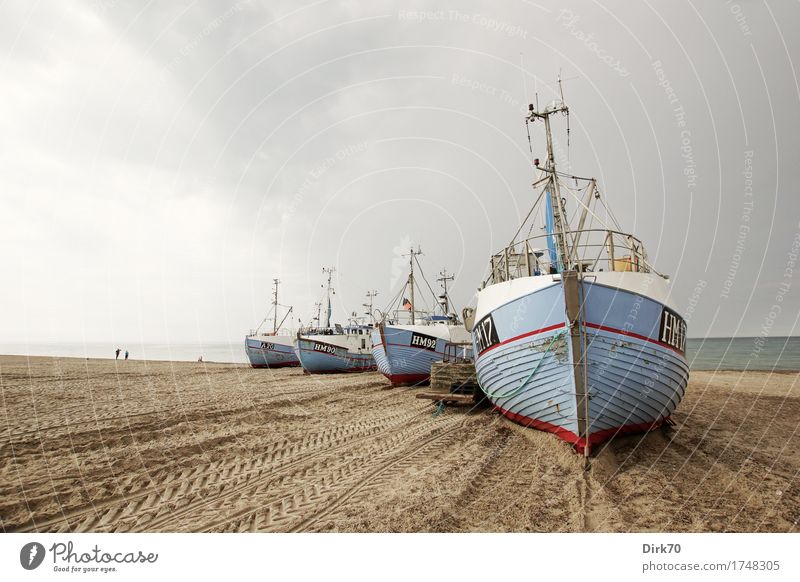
(371, 330, 391, 377)
(245, 335, 300, 368)
(295, 337, 376, 374)
(371, 324, 460, 385)
(473, 272, 688, 454)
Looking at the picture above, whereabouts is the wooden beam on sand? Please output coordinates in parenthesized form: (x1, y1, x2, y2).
(415, 392, 476, 405)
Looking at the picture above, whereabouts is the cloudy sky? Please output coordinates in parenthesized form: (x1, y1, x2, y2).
(2, 0, 798, 345)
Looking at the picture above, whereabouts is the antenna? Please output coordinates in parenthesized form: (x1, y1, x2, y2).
(558, 73, 578, 163)
(558, 72, 570, 156)
(363, 290, 379, 323)
(436, 268, 454, 316)
(322, 266, 336, 288)
(521, 54, 535, 160)
(526, 117, 534, 159)
(271, 278, 280, 333)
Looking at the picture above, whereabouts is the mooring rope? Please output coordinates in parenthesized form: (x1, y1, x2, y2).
(478, 329, 568, 400)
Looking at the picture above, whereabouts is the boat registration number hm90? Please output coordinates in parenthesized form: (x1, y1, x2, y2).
(473, 314, 500, 355)
(659, 307, 687, 353)
(313, 343, 337, 355)
(409, 332, 438, 351)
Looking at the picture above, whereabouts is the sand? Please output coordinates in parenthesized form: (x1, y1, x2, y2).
(0, 355, 797, 533)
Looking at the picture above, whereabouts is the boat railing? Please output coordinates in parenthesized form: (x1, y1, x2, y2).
(383, 312, 460, 326)
(443, 341, 474, 364)
(482, 229, 658, 287)
(297, 326, 336, 336)
(249, 328, 294, 337)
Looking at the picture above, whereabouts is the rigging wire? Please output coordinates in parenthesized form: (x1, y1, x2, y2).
(509, 181, 547, 246)
(561, 184, 616, 232)
(566, 109, 570, 171)
(382, 279, 409, 320)
(597, 189, 623, 231)
(554, 170, 593, 182)
(565, 182, 591, 225)
(412, 255, 439, 314)
(526, 120, 534, 161)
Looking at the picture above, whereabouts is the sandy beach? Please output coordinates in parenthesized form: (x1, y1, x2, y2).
(0, 355, 797, 533)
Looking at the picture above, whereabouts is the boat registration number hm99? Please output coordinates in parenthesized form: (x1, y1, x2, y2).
(313, 343, 337, 355)
(473, 314, 500, 355)
(659, 307, 687, 353)
(409, 332, 438, 351)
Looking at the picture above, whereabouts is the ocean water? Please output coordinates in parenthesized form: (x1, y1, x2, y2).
(0, 341, 250, 365)
(685, 336, 800, 371)
(0, 337, 797, 371)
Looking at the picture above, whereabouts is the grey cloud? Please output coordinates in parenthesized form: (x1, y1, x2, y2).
(1, 0, 798, 343)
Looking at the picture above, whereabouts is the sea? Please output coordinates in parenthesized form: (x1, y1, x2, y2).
(0, 337, 798, 371)
(0, 342, 251, 365)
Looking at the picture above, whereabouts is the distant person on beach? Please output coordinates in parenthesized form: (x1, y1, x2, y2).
(198, 356, 203, 363)
(115, 348, 121, 359)
(124, 350, 129, 360)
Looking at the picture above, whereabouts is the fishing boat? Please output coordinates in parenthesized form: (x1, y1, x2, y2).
(295, 267, 377, 374)
(468, 93, 689, 456)
(245, 278, 300, 368)
(371, 248, 470, 386)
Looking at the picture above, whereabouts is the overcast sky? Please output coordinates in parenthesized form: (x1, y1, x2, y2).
(2, 0, 799, 344)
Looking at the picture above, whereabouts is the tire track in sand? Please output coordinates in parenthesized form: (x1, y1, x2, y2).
(0, 386, 325, 445)
(178, 415, 461, 532)
(138, 410, 437, 532)
(287, 418, 466, 533)
(9, 407, 423, 533)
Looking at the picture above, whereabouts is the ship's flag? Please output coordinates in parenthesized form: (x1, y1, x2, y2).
(402, 298, 413, 311)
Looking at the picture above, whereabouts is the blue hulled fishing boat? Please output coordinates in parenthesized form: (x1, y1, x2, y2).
(371, 249, 469, 386)
(469, 95, 688, 456)
(295, 267, 377, 374)
(245, 278, 300, 368)
(295, 325, 376, 374)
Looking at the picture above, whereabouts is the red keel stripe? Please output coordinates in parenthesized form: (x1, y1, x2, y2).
(494, 404, 667, 454)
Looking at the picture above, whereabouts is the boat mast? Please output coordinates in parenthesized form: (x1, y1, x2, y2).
(272, 278, 280, 334)
(363, 290, 378, 324)
(322, 266, 335, 328)
(528, 86, 590, 459)
(313, 301, 322, 328)
(528, 99, 571, 271)
(405, 247, 422, 324)
(436, 268, 454, 316)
